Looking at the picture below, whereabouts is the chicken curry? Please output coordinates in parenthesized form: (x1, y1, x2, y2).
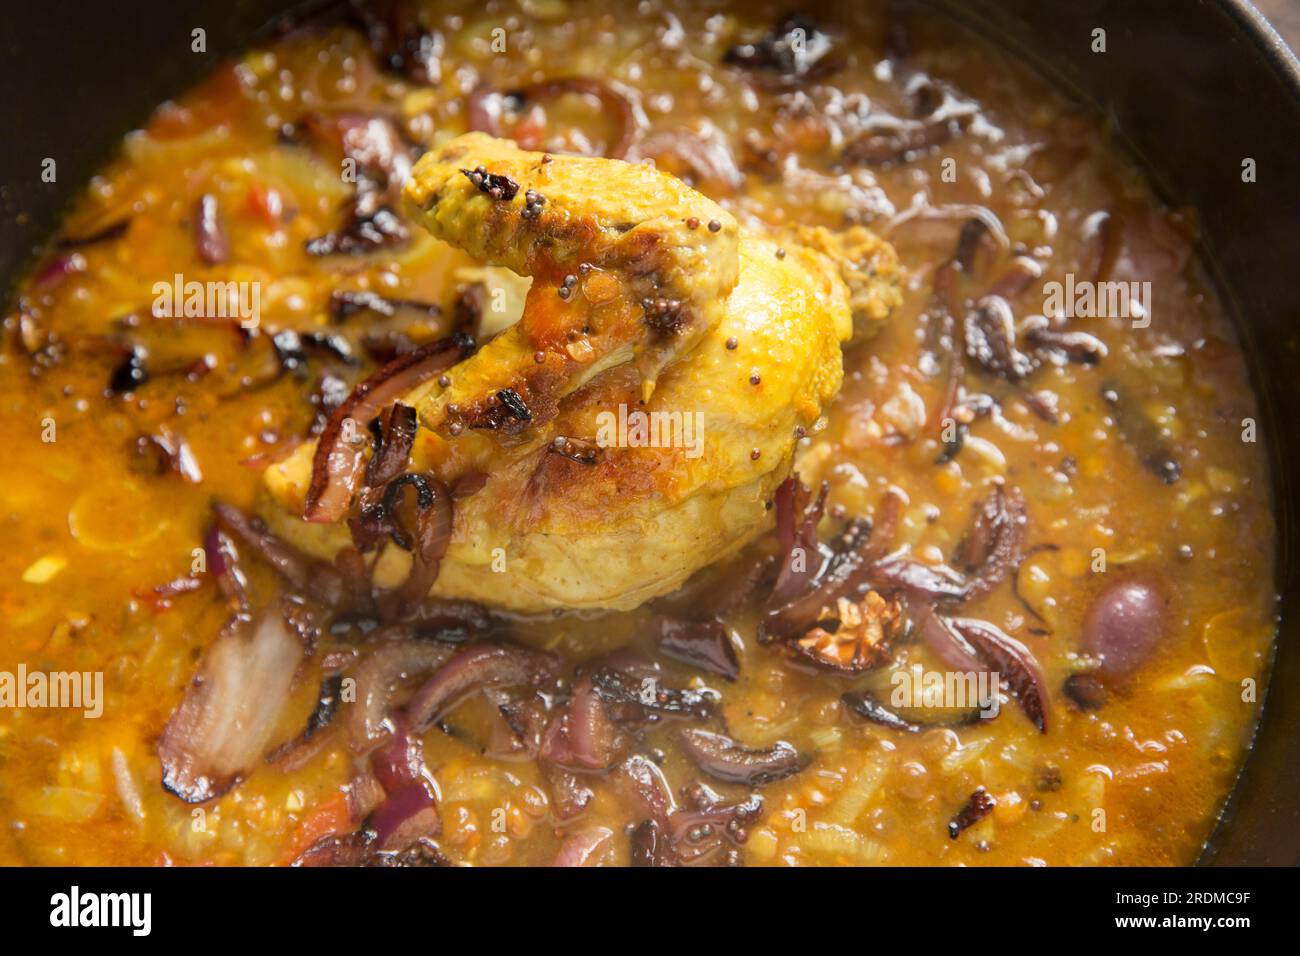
(0, 0, 1276, 866)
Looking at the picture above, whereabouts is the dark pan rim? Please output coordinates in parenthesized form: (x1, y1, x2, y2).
(1228, 0, 1300, 92)
(1196, 0, 1300, 866)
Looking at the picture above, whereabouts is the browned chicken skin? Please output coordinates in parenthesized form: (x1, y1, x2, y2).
(262, 133, 900, 612)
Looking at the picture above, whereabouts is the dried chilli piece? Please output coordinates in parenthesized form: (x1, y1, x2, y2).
(788, 591, 901, 674)
(948, 787, 996, 838)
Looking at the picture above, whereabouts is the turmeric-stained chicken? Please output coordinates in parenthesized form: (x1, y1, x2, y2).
(259, 132, 900, 612)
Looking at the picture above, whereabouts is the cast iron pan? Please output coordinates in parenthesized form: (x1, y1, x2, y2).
(1, 0, 1296, 864)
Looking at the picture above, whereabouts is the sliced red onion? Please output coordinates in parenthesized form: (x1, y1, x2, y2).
(300, 111, 416, 256)
(614, 755, 676, 824)
(271, 327, 355, 381)
(841, 690, 923, 733)
(365, 715, 440, 850)
(303, 207, 408, 257)
(451, 470, 489, 499)
(764, 491, 903, 640)
(845, 116, 965, 166)
(390, 475, 453, 610)
(330, 289, 443, 324)
(212, 501, 346, 606)
(407, 642, 560, 732)
(667, 790, 763, 863)
(368, 782, 439, 851)
(590, 662, 717, 722)
(629, 778, 767, 866)
(366, 403, 418, 488)
(293, 831, 447, 868)
(844, 90, 977, 166)
(868, 485, 1025, 606)
(886, 201, 1010, 251)
(952, 217, 990, 272)
(348, 641, 457, 752)
(139, 427, 203, 483)
(542, 761, 595, 820)
(294, 831, 377, 867)
(482, 688, 547, 761)
(32, 252, 85, 288)
(639, 780, 759, 868)
(768, 475, 830, 607)
(349, 0, 442, 82)
(957, 486, 1003, 570)
(355, 472, 447, 564)
(1024, 318, 1109, 366)
(159, 606, 304, 803)
(194, 193, 229, 265)
(958, 485, 1026, 604)
(964, 296, 1036, 382)
(984, 256, 1045, 301)
(629, 128, 743, 192)
(925, 319, 965, 436)
(912, 601, 985, 673)
(956, 629, 1047, 733)
(140, 574, 204, 611)
(552, 827, 615, 867)
(655, 617, 739, 681)
(323, 724, 444, 862)
(267, 673, 344, 770)
(723, 13, 834, 80)
(369, 709, 428, 791)
(678, 729, 808, 787)
(1101, 383, 1182, 485)
(540, 676, 623, 772)
(941, 614, 1049, 733)
(348, 760, 387, 823)
(1082, 209, 1122, 284)
(202, 523, 248, 605)
(377, 839, 451, 867)
(304, 335, 472, 523)
(465, 83, 506, 142)
(869, 555, 969, 602)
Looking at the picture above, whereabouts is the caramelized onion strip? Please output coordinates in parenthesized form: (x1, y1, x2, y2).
(304, 335, 472, 523)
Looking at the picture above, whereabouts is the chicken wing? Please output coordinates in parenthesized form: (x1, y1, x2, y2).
(403, 131, 740, 440)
